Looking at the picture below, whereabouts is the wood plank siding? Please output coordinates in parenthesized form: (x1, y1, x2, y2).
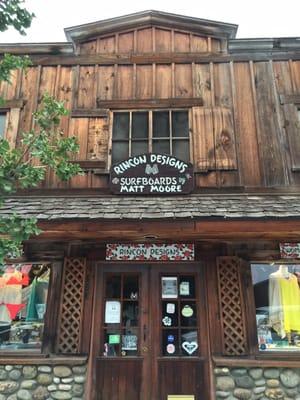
(2, 24, 300, 190)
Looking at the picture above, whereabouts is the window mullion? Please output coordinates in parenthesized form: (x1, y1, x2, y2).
(169, 110, 173, 155)
(149, 111, 153, 153)
(129, 111, 132, 157)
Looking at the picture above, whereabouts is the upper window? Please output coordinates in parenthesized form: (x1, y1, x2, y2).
(251, 263, 300, 352)
(111, 110, 190, 165)
(0, 263, 50, 351)
(0, 113, 6, 139)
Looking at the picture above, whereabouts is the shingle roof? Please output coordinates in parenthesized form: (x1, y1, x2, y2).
(1, 194, 300, 220)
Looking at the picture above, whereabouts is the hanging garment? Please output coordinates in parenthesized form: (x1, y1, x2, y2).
(5, 304, 25, 320)
(279, 275, 300, 333)
(269, 275, 285, 337)
(25, 277, 49, 321)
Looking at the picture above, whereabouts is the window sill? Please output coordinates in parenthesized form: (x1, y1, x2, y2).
(0, 354, 88, 365)
(213, 355, 300, 367)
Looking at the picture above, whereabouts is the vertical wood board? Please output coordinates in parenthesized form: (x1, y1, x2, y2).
(175, 64, 193, 98)
(97, 65, 115, 101)
(116, 65, 133, 99)
(155, 28, 172, 52)
(136, 65, 153, 99)
(136, 28, 153, 53)
(156, 64, 172, 98)
(192, 107, 215, 171)
(77, 66, 96, 108)
(232, 62, 261, 186)
(253, 61, 286, 185)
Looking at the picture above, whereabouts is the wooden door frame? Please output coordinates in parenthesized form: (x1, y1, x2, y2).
(87, 261, 212, 400)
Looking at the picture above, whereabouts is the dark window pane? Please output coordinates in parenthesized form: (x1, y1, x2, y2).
(113, 113, 129, 139)
(153, 111, 169, 138)
(0, 114, 6, 138)
(180, 302, 197, 327)
(123, 276, 139, 299)
(131, 141, 148, 156)
(105, 275, 121, 298)
(179, 276, 196, 299)
(111, 142, 129, 164)
(132, 112, 148, 139)
(153, 140, 170, 154)
(122, 328, 138, 356)
(173, 140, 190, 162)
(162, 329, 179, 356)
(122, 302, 139, 327)
(172, 111, 189, 137)
(181, 330, 198, 356)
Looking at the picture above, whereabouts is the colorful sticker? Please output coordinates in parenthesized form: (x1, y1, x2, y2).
(181, 305, 193, 318)
(167, 343, 175, 354)
(167, 334, 175, 343)
(109, 334, 120, 344)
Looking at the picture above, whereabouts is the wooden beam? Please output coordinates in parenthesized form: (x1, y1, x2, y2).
(71, 109, 109, 117)
(34, 219, 300, 241)
(95, 98, 203, 109)
(0, 99, 25, 109)
(25, 52, 300, 66)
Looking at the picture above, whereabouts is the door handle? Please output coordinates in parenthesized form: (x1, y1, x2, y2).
(143, 324, 147, 341)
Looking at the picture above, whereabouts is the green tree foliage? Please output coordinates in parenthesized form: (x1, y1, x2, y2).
(0, 2, 82, 264)
(0, 93, 83, 264)
(0, 0, 34, 34)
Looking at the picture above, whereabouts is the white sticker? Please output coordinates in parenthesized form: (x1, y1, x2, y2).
(105, 301, 121, 324)
(162, 277, 178, 298)
(180, 281, 190, 296)
(167, 343, 175, 354)
(162, 316, 172, 326)
(166, 303, 175, 314)
(182, 341, 198, 355)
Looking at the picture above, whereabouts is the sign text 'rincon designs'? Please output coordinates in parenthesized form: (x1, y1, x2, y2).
(110, 153, 194, 194)
(106, 244, 195, 261)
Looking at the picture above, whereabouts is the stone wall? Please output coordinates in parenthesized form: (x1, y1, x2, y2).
(215, 367, 300, 400)
(0, 364, 86, 400)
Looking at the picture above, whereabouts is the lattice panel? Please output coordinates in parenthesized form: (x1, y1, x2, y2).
(217, 257, 247, 356)
(57, 258, 86, 353)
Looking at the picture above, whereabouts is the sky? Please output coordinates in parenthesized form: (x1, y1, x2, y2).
(0, 0, 300, 43)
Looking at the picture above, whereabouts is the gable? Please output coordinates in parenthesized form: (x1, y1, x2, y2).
(77, 26, 226, 55)
(65, 10, 237, 55)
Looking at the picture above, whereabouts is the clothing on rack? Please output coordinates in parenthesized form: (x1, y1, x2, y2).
(269, 266, 300, 338)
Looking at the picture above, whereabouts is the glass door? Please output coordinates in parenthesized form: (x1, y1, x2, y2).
(102, 273, 140, 357)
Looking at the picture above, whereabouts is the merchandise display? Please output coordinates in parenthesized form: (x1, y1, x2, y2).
(252, 263, 300, 351)
(0, 264, 50, 350)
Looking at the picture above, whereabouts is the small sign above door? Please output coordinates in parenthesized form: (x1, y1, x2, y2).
(280, 243, 300, 258)
(110, 153, 194, 195)
(106, 244, 194, 261)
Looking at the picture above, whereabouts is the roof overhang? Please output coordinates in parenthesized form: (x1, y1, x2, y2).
(64, 10, 238, 43)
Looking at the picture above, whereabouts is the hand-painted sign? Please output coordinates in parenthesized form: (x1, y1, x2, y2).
(280, 243, 300, 258)
(106, 244, 194, 261)
(110, 153, 194, 194)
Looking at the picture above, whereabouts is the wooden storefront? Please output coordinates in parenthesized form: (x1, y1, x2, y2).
(1, 10, 300, 400)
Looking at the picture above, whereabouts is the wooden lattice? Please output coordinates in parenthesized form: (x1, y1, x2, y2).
(217, 257, 247, 356)
(57, 258, 86, 353)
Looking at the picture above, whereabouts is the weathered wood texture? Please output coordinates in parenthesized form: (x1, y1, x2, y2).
(2, 24, 300, 189)
(78, 27, 222, 55)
